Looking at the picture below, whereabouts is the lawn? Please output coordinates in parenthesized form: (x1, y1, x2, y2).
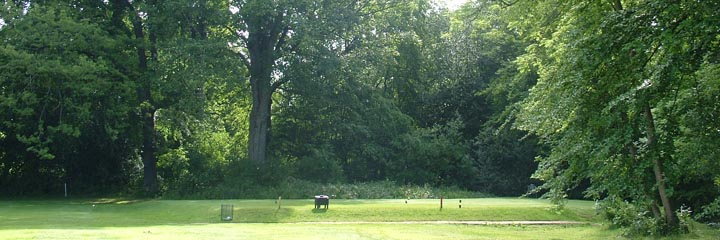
(0, 198, 717, 239)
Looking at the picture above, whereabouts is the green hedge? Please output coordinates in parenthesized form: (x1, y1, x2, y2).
(162, 178, 492, 199)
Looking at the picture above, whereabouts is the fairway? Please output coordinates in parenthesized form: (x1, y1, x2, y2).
(1, 198, 717, 239)
(1, 198, 596, 227)
(3, 223, 618, 240)
(1, 198, 603, 239)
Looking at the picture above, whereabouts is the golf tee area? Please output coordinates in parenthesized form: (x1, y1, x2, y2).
(1, 198, 717, 239)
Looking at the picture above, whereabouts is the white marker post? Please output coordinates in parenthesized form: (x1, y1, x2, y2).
(64, 183, 67, 197)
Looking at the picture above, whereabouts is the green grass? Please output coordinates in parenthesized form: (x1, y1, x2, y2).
(3, 224, 619, 240)
(0, 198, 596, 227)
(1, 198, 717, 239)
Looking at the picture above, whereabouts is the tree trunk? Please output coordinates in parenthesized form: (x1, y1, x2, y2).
(611, 0, 623, 11)
(128, 0, 158, 195)
(247, 36, 274, 168)
(649, 199, 662, 220)
(248, 73, 272, 168)
(245, 6, 285, 168)
(643, 103, 677, 226)
(141, 114, 157, 194)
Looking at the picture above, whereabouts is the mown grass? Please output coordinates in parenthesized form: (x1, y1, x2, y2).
(4, 224, 620, 240)
(1, 198, 717, 239)
(0, 198, 595, 227)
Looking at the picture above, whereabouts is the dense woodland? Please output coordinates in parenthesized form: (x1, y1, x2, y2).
(1, 0, 719, 235)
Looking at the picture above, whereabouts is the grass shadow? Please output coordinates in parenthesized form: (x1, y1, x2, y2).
(231, 206, 298, 223)
(312, 208, 328, 213)
(86, 198, 147, 205)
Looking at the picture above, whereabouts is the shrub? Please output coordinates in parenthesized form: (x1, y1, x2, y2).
(294, 145, 344, 183)
(597, 198, 694, 237)
(161, 177, 491, 199)
(677, 205, 693, 233)
(695, 197, 720, 223)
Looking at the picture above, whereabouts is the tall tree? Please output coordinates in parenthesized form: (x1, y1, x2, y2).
(0, 3, 137, 194)
(234, 0, 284, 169)
(230, 0, 398, 169)
(510, 0, 720, 231)
(114, 0, 233, 194)
(107, 0, 161, 194)
(150, 0, 247, 196)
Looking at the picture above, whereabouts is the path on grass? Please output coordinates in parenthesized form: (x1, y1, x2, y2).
(291, 221, 589, 225)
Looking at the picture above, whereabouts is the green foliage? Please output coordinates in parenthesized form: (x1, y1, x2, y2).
(598, 199, 694, 236)
(389, 117, 473, 187)
(506, 0, 720, 234)
(473, 126, 540, 196)
(5, 6, 716, 238)
(598, 198, 697, 237)
(696, 198, 720, 223)
(163, 178, 489, 200)
(0, 3, 138, 195)
(294, 145, 344, 183)
(270, 11, 418, 181)
(1, 0, 545, 200)
(597, 198, 665, 236)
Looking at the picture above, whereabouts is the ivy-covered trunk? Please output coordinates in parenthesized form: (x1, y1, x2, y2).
(643, 103, 677, 226)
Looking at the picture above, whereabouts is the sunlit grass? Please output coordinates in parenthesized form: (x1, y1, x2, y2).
(1, 198, 717, 239)
(0, 198, 596, 228)
(3, 224, 621, 240)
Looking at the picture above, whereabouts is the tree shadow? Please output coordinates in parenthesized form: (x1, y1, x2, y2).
(85, 198, 146, 205)
(311, 208, 328, 213)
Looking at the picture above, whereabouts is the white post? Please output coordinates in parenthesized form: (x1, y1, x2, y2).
(64, 183, 67, 197)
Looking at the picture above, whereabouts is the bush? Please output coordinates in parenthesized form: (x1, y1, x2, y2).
(597, 198, 694, 237)
(161, 177, 491, 199)
(695, 197, 720, 223)
(294, 145, 344, 183)
(271, 178, 491, 199)
(677, 205, 693, 234)
(387, 119, 474, 188)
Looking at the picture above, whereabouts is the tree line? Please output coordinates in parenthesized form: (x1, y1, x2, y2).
(1, 0, 718, 235)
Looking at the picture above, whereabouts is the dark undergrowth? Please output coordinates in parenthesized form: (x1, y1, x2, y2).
(162, 178, 493, 200)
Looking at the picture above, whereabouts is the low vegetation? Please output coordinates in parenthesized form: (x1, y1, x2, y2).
(163, 179, 492, 199)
